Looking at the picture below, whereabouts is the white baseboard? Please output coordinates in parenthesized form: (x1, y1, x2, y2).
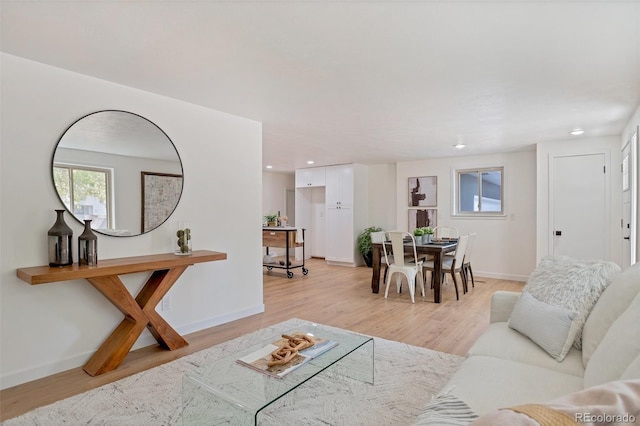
(177, 305, 265, 335)
(474, 270, 528, 282)
(0, 304, 266, 390)
(326, 260, 357, 267)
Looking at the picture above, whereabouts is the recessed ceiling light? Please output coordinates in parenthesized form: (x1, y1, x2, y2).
(266, 165, 273, 169)
(570, 128, 584, 136)
(454, 143, 466, 149)
(307, 160, 315, 165)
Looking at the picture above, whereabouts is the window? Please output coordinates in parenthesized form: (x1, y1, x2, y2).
(454, 167, 504, 215)
(53, 165, 112, 229)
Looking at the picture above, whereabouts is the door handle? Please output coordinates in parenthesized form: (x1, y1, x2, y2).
(554, 231, 562, 236)
(624, 237, 630, 240)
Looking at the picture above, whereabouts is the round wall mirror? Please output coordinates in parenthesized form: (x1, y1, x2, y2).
(51, 110, 183, 237)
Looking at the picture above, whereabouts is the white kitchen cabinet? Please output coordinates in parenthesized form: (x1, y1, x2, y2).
(295, 167, 326, 188)
(296, 163, 367, 266)
(325, 164, 354, 206)
(325, 204, 354, 263)
(325, 164, 367, 265)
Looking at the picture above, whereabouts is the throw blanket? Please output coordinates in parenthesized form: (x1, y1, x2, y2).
(471, 380, 640, 426)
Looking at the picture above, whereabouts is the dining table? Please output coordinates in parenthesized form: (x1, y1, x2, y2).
(370, 239, 458, 303)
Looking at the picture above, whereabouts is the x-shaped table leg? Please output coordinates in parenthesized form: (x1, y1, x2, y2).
(83, 266, 189, 376)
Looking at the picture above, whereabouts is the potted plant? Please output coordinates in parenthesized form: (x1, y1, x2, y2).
(357, 226, 383, 267)
(413, 227, 425, 244)
(264, 214, 278, 227)
(421, 226, 434, 244)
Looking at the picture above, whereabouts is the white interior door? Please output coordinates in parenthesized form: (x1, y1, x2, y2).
(551, 153, 608, 260)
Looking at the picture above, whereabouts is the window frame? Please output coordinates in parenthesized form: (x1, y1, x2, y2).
(53, 163, 113, 229)
(453, 166, 505, 217)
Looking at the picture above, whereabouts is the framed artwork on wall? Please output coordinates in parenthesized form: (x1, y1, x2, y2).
(409, 209, 437, 231)
(141, 171, 183, 232)
(408, 176, 437, 207)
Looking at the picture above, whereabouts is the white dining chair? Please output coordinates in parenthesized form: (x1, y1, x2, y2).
(382, 231, 425, 303)
(462, 232, 477, 292)
(433, 226, 459, 240)
(434, 226, 460, 259)
(422, 234, 468, 301)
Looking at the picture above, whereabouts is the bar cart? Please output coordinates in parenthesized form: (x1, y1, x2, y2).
(262, 227, 308, 278)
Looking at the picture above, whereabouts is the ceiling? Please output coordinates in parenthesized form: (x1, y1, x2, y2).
(2, 1, 639, 173)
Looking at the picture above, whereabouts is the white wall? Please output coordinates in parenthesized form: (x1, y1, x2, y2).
(396, 151, 537, 281)
(262, 171, 294, 219)
(366, 163, 397, 231)
(0, 54, 264, 389)
(536, 136, 622, 265)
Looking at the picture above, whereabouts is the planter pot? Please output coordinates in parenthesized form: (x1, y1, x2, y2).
(362, 251, 373, 268)
(424, 234, 432, 244)
(414, 235, 423, 244)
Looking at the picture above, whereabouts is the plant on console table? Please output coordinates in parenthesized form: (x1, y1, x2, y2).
(264, 214, 278, 227)
(357, 226, 383, 267)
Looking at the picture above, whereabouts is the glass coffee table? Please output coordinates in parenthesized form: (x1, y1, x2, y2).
(182, 322, 374, 425)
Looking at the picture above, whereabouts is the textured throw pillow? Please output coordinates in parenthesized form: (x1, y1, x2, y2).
(414, 393, 478, 426)
(508, 291, 580, 361)
(524, 255, 620, 349)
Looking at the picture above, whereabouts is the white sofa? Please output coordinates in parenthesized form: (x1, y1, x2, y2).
(438, 259, 640, 417)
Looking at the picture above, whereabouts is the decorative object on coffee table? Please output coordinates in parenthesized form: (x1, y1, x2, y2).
(47, 209, 73, 267)
(78, 219, 98, 266)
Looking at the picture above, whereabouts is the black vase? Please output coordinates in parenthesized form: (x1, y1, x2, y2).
(78, 219, 98, 266)
(48, 209, 73, 267)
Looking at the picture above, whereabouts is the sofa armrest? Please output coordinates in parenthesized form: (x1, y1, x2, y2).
(490, 291, 522, 323)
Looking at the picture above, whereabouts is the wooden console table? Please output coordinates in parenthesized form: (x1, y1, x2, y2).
(16, 250, 227, 376)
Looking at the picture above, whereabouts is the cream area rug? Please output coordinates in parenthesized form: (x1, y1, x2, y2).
(4, 319, 463, 426)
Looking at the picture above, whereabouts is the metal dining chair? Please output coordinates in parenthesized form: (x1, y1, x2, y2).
(422, 234, 468, 301)
(382, 231, 425, 303)
(370, 231, 391, 286)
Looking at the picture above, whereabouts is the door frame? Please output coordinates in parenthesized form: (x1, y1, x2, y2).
(622, 133, 637, 267)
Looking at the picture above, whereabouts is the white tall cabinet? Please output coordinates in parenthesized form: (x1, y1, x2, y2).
(295, 164, 368, 266)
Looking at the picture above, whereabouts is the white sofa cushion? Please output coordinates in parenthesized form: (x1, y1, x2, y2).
(582, 261, 640, 367)
(468, 322, 585, 377)
(584, 291, 640, 388)
(524, 255, 620, 349)
(508, 291, 580, 362)
(622, 354, 640, 380)
(441, 356, 584, 416)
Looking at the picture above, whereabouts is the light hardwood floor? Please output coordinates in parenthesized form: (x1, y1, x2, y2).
(0, 258, 524, 421)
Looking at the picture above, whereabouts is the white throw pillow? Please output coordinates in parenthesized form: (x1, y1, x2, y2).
(524, 255, 620, 349)
(508, 291, 580, 362)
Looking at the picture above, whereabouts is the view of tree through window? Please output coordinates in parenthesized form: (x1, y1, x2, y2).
(53, 165, 111, 229)
(455, 167, 504, 215)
